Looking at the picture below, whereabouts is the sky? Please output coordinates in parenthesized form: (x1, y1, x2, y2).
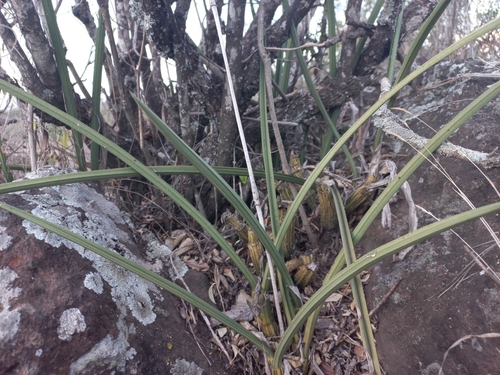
(0, 0, 308, 99)
(56, 0, 206, 95)
(0, 1, 99, 104)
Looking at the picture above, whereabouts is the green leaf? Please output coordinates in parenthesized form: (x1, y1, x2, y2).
(132, 95, 295, 289)
(0, 78, 255, 287)
(90, 11, 106, 170)
(0, 139, 13, 182)
(259, 63, 279, 241)
(42, 0, 86, 171)
(0, 201, 274, 358)
(0, 166, 307, 195)
(389, 0, 452, 107)
(273, 201, 500, 367)
(330, 184, 380, 374)
(353, 0, 385, 69)
(275, 16, 500, 255)
(281, 0, 358, 178)
(326, 0, 338, 77)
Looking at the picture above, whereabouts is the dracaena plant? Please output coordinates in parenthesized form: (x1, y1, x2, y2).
(0, 1, 499, 374)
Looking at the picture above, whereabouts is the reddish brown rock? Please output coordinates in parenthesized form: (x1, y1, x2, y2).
(0, 170, 229, 374)
(361, 59, 500, 374)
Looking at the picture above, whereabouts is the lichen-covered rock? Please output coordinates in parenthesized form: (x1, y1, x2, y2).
(362, 59, 500, 374)
(0, 169, 228, 374)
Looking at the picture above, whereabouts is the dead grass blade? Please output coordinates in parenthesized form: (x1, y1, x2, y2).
(438, 332, 500, 375)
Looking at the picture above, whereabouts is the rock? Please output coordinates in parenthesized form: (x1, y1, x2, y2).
(0, 168, 229, 374)
(361, 59, 500, 374)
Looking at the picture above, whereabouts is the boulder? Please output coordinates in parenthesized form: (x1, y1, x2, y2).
(362, 59, 500, 374)
(0, 168, 228, 374)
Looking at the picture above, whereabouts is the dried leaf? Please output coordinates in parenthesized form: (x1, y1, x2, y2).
(211, 251, 224, 264)
(235, 290, 253, 305)
(217, 327, 227, 338)
(303, 285, 315, 296)
(314, 352, 322, 366)
(312, 360, 326, 375)
(284, 356, 302, 368)
(164, 230, 187, 249)
(178, 306, 187, 320)
(213, 266, 220, 287)
(231, 344, 240, 360)
(208, 283, 217, 304)
(319, 362, 336, 375)
(325, 293, 344, 303)
(219, 274, 230, 289)
(240, 321, 255, 331)
(184, 260, 209, 272)
(353, 345, 367, 360)
(223, 267, 236, 282)
(287, 285, 304, 302)
(315, 319, 340, 330)
(210, 292, 255, 326)
(175, 237, 194, 256)
(284, 359, 294, 375)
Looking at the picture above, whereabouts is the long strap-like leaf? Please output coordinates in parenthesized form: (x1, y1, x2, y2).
(0, 166, 307, 195)
(273, 200, 500, 368)
(0, 78, 255, 288)
(42, 0, 86, 171)
(90, 11, 106, 170)
(274, 16, 500, 253)
(330, 185, 380, 374)
(133, 95, 295, 289)
(0, 201, 274, 358)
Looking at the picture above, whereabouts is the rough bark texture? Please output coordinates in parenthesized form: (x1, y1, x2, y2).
(0, 0, 438, 218)
(362, 59, 500, 375)
(354, 0, 438, 76)
(0, 0, 69, 125)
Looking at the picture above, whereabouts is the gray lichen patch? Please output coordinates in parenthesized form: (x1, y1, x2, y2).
(69, 315, 137, 375)
(0, 226, 12, 251)
(24, 166, 74, 178)
(0, 267, 22, 344)
(20, 181, 159, 325)
(69, 333, 137, 375)
(0, 211, 13, 252)
(57, 308, 86, 341)
(170, 358, 203, 375)
(143, 231, 188, 280)
(84, 272, 104, 294)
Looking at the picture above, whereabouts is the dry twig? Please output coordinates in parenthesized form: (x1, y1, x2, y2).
(374, 78, 500, 168)
(257, 1, 318, 251)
